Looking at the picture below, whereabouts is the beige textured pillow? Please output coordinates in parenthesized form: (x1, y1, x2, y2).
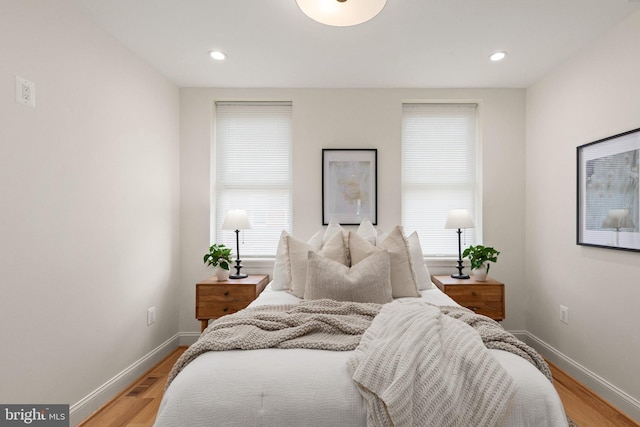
(349, 230, 381, 265)
(304, 250, 392, 303)
(289, 231, 348, 298)
(377, 226, 421, 298)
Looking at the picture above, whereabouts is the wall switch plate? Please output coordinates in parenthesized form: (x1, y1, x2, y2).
(560, 305, 569, 324)
(15, 76, 36, 108)
(147, 307, 156, 326)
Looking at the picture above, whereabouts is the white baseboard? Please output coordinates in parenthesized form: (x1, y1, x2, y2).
(519, 330, 640, 422)
(69, 333, 181, 426)
(509, 330, 528, 342)
(179, 331, 200, 346)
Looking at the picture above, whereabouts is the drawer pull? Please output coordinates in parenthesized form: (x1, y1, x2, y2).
(472, 291, 477, 297)
(223, 307, 228, 312)
(224, 291, 229, 296)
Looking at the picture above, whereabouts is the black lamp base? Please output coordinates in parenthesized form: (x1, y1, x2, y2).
(229, 229, 248, 279)
(229, 258, 247, 279)
(452, 228, 469, 280)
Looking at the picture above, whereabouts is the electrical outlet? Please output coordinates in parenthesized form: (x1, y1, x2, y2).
(147, 307, 156, 326)
(560, 305, 569, 324)
(15, 76, 36, 108)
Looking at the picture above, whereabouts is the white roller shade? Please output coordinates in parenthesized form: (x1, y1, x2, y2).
(215, 101, 292, 257)
(401, 103, 479, 256)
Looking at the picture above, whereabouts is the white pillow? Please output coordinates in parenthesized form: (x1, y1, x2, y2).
(407, 232, 434, 290)
(323, 218, 345, 244)
(289, 231, 348, 298)
(375, 227, 387, 246)
(356, 218, 378, 245)
(377, 226, 421, 298)
(307, 229, 324, 251)
(304, 250, 392, 304)
(271, 230, 292, 290)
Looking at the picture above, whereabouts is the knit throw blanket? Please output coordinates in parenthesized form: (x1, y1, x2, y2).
(439, 304, 553, 382)
(166, 299, 382, 387)
(348, 300, 517, 427)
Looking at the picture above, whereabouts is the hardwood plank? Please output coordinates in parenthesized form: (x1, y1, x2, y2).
(547, 359, 639, 427)
(80, 398, 153, 427)
(125, 397, 163, 427)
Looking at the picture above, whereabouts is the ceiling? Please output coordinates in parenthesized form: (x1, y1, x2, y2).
(69, 0, 640, 89)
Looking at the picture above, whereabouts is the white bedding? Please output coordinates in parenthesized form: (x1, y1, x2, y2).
(155, 284, 568, 427)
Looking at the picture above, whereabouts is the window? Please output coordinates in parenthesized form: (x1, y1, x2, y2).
(401, 103, 479, 257)
(214, 101, 292, 257)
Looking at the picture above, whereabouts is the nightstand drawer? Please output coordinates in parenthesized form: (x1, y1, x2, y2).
(196, 285, 255, 318)
(444, 285, 503, 302)
(448, 285, 503, 318)
(454, 299, 503, 319)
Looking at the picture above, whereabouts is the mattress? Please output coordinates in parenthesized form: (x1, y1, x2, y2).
(155, 284, 568, 427)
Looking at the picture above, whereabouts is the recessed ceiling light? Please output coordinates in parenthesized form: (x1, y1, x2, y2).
(296, 0, 387, 27)
(209, 50, 226, 61)
(489, 51, 507, 62)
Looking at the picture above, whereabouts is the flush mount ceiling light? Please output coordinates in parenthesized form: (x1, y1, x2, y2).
(489, 51, 507, 62)
(209, 50, 226, 60)
(296, 0, 387, 27)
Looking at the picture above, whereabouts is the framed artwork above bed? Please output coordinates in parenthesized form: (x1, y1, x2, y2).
(577, 127, 640, 252)
(322, 149, 377, 225)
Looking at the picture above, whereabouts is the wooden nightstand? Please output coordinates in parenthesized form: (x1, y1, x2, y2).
(196, 274, 269, 332)
(431, 275, 505, 321)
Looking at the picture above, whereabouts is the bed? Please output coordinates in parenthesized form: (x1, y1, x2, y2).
(155, 222, 568, 426)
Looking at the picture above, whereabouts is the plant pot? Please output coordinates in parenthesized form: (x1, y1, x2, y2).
(215, 267, 231, 281)
(472, 264, 488, 281)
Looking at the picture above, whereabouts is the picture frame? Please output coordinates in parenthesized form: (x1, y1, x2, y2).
(322, 149, 377, 225)
(577, 127, 640, 252)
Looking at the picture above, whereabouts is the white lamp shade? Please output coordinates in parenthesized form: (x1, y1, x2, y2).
(222, 209, 251, 230)
(444, 209, 475, 229)
(296, 0, 387, 27)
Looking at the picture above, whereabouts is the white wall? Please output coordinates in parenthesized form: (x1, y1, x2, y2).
(179, 87, 527, 332)
(526, 10, 640, 419)
(0, 0, 181, 418)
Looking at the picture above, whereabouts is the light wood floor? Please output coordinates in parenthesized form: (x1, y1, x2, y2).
(547, 360, 639, 427)
(79, 346, 639, 427)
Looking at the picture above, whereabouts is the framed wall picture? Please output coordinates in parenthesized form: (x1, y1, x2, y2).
(577, 127, 640, 252)
(322, 149, 377, 225)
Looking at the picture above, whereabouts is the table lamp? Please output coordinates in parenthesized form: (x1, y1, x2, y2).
(444, 209, 475, 279)
(222, 209, 251, 279)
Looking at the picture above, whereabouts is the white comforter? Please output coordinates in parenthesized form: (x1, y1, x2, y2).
(155, 285, 568, 427)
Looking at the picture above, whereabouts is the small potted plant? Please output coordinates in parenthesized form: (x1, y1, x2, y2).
(462, 245, 500, 281)
(203, 244, 233, 281)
